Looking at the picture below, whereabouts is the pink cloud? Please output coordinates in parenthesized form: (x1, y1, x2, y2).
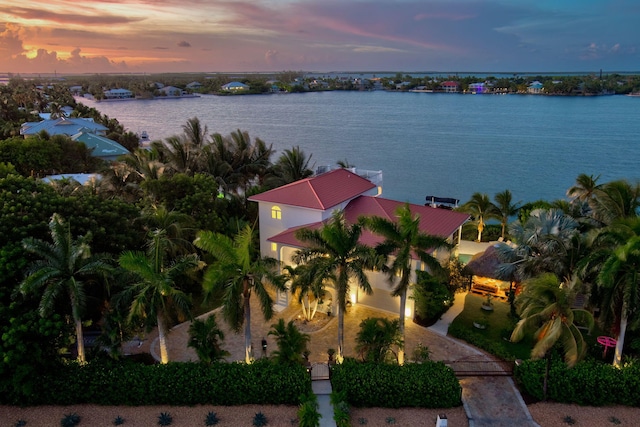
(0, 24, 26, 57)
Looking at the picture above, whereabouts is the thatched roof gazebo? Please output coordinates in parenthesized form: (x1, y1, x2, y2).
(465, 244, 511, 299)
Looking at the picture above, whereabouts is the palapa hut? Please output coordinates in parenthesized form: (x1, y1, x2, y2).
(465, 244, 513, 300)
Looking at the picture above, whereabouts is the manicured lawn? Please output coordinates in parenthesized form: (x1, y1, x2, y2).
(449, 293, 534, 361)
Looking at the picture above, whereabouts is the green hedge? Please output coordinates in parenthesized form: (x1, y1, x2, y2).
(330, 359, 461, 408)
(514, 359, 640, 406)
(8, 358, 311, 406)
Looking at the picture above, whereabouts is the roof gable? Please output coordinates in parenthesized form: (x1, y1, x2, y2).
(249, 168, 376, 210)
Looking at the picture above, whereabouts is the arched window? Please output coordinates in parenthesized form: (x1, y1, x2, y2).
(271, 206, 282, 220)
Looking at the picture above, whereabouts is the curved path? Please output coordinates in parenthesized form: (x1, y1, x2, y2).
(124, 292, 539, 426)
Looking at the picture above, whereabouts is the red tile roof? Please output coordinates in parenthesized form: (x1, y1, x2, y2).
(268, 222, 324, 247)
(345, 196, 469, 239)
(248, 168, 376, 210)
(268, 196, 470, 258)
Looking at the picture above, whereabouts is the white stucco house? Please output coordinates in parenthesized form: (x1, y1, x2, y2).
(248, 168, 469, 314)
(103, 88, 133, 99)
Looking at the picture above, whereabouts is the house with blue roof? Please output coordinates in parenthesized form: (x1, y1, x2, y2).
(71, 130, 130, 161)
(528, 81, 544, 94)
(221, 81, 249, 91)
(20, 117, 109, 137)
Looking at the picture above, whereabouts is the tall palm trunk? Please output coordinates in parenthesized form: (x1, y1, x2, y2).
(302, 294, 310, 320)
(337, 303, 344, 360)
(70, 292, 86, 364)
(157, 314, 169, 364)
(477, 217, 484, 242)
(243, 278, 252, 363)
(74, 315, 86, 364)
(613, 311, 628, 368)
(397, 288, 407, 365)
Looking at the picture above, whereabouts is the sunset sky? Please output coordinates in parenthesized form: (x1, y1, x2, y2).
(1, 0, 638, 74)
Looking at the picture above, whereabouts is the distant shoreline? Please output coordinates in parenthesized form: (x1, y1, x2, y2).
(94, 94, 200, 103)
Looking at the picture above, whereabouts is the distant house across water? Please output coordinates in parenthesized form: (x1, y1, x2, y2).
(103, 88, 133, 99)
(159, 86, 184, 96)
(221, 81, 249, 91)
(468, 82, 489, 94)
(186, 81, 202, 90)
(528, 81, 544, 94)
(440, 81, 460, 93)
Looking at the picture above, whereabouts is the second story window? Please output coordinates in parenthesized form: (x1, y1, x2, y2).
(271, 206, 282, 220)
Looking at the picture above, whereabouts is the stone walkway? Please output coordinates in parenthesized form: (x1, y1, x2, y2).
(124, 291, 539, 427)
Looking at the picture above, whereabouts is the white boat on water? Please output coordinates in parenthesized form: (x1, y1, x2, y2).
(139, 131, 152, 148)
(627, 93, 640, 97)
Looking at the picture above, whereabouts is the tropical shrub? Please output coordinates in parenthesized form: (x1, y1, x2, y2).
(61, 413, 81, 427)
(411, 270, 454, 326)
(297, 393, 320, 427)
(157, 412, 173, 426)
(268, 318, 310, 365)
(331, 390, 350, 427)
(252, 412, 267, 427)
(187, 314, 229, 364)
(355, 317, 401, 363)
(3, 358, 311, 406)
(331, 359, 461, 408)
(514, 358, 640, 406)
(205, 411, 219, 426)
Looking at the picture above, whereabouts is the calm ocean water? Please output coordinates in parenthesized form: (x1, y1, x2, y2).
(81, 92, 640, 205)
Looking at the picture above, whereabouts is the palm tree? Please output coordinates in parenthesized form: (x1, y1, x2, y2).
(227, 129, 274, 191)
(510, 273, 594, 399)
(494, 189, 521, 239)
(591, 179, 640, 225)
(268, 318, 310, 365)
(285, 264, 326, 321)
(363, 203, 452, 365)
(194, 225, 286, 363)
(203, 130, 274, 195)
(136, 204, 194, 257)
(293, 210, 376, 360)
(19, 213, 112, 364)
(460, 192, 498, 242)
(118, 229, 198, 364)
(48, 102, 65, 119)
(121, 147, 166, 183)
(586, 218, 640, 367)
(496, 208, 581, 282)
(268, 145, 314, 186)
(181, 116, 209, 150)
(567, 173, 601, 204)
(187, 313, 229, 364)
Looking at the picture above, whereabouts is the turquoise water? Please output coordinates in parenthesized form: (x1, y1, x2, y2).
(83, 91, 640, 205)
